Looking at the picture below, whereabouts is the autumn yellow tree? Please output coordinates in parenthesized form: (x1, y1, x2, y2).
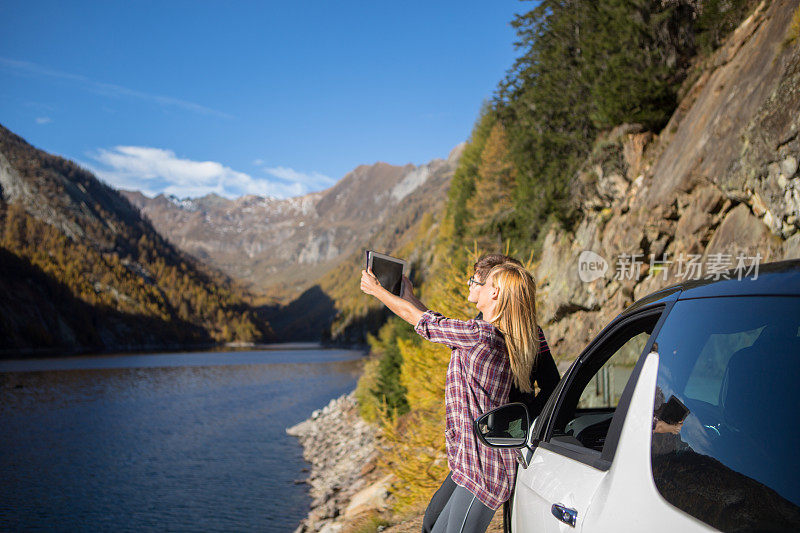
(466, 122, 517, 250)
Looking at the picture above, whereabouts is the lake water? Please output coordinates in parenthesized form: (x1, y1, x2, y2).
(0, 346, 364, 532)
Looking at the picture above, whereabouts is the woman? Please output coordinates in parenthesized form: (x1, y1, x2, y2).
(422, 254, 559, 533)
(360, 261, 542, 533)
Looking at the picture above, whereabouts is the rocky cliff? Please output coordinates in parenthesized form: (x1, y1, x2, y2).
(536, 0, 800, 362)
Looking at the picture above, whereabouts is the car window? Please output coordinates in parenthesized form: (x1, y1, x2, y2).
(548, 314, 660, 454)
(577, 331, 648, 409)
(650, 296, 800, 532)
(682, 327, 762, 405)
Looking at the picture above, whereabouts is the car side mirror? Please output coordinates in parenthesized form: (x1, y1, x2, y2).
(473, 402, 530, 449)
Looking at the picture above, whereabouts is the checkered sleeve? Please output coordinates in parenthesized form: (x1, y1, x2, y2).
(414, 310, 485, 351)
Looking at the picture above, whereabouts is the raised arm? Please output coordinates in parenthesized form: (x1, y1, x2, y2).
(361, 269, 425, 326)
(401, 275, 428, 313)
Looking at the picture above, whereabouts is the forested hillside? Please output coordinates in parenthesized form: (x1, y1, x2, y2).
(352, 0, 800, 518)
(0, 125, 272, 355)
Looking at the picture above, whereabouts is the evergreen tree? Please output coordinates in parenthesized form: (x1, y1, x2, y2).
(586, 0, 692, 130)
(498, 0, 595, 240)
(367, 317, 411, 417)
(444, 105, 499, 246)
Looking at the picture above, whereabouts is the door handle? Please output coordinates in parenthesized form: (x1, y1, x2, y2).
(551, 504, 577, 527)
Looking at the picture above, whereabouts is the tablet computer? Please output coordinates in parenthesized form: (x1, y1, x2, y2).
(365, 250, 407, 296)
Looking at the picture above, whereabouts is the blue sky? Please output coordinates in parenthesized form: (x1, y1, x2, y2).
(0, 1, 526, 199)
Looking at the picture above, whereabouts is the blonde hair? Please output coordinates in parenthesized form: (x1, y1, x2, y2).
(486, 262, 540, 393)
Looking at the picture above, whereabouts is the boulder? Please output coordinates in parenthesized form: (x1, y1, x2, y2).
(343, 474, 393, 518)
(536, 219, 606, 325)
(782, 156, 798, 178)
(783, 234, 800, 260)
(703, 204, 783, 263)
(622, 130, 654, 181)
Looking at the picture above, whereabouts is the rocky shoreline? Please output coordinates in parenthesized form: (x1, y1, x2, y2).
(287, 392, 391, 533)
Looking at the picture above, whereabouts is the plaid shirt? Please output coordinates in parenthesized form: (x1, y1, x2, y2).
(415, 310, 517, 510)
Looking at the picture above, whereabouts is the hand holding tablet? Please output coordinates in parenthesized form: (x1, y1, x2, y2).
(364, 250, 407, 296)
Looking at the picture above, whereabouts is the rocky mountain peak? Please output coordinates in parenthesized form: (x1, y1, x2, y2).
(122, 151, 460, 298)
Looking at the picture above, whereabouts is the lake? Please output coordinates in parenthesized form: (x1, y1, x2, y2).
(0, 346, 364, 532)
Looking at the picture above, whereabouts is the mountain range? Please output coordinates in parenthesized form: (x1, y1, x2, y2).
(121, 147, 463, 302)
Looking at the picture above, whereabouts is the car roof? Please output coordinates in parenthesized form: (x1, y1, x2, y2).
(624, 259, 800, 315)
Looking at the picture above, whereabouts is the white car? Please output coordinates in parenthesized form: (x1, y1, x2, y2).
(475, 260, 800, 532)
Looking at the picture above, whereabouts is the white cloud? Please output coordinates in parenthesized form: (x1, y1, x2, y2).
(35, 116, 51, 124)
(264, 166, 335, 191)
(83, 146, 328, 199)
(253, 158, 265, 166)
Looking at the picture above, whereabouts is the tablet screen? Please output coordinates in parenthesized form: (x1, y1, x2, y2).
(366, 251, 406, 296)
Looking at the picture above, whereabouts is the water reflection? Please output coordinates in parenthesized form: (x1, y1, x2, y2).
(0, 349, 363, 532)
